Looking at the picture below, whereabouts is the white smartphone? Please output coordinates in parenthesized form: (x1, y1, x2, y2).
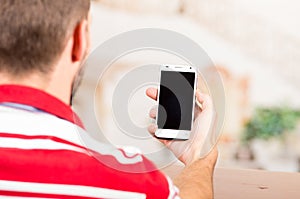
(155, 64, 197, 140)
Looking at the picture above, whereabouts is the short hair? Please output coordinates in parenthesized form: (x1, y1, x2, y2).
(0, 0, 90, 76)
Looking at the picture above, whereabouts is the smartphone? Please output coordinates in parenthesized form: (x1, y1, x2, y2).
(155, 64, 197, 140)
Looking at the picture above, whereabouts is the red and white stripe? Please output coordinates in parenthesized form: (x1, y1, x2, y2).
(0, 180, 146, 199)
(0, 106, 179, 199)
(0, 106, 143, 165)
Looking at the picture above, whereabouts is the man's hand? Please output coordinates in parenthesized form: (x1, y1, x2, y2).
(146, 87, 217, 165)
(173, 148, 218, 199)
(147, 87, 218, 198)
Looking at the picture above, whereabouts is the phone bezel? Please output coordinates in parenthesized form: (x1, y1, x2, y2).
(155, 64, 197, 140)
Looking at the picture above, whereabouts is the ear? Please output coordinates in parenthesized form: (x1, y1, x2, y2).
(71, 20, 89, 62)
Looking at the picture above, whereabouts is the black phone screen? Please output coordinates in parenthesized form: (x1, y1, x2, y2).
(157, 71, 195, 130)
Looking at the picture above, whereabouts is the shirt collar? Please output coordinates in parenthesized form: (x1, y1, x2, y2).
(0, 84, 85, 129)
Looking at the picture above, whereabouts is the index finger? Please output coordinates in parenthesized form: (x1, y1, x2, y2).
(196, 91, 213, 110)
(146, 87, 158, 101)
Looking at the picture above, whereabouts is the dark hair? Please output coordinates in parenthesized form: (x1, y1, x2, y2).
(0, 0, 90, 76)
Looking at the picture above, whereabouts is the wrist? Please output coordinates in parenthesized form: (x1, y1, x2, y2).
(174, 158, 215, 199)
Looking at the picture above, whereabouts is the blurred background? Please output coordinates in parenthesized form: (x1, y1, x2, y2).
(74, 0, 300, 173)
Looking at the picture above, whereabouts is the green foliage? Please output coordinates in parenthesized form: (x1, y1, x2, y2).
(242, 107, 300, 142)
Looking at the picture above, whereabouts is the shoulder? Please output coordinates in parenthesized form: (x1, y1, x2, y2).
(0, 108, 180, 198)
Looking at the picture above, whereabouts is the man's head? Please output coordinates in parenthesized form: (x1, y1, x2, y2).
(0, 0, 91, 104)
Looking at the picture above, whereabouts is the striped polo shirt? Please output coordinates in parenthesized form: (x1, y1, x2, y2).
(0, 85, 180, 199)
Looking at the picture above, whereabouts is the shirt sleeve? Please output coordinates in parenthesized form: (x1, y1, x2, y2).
(101, 146, 181, 199)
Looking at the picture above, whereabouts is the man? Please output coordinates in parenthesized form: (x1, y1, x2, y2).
(0, 0, 218, 198)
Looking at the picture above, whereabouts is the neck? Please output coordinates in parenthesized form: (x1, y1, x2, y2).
(0, 72, 49, 90)
(0, 71, 72, 105)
